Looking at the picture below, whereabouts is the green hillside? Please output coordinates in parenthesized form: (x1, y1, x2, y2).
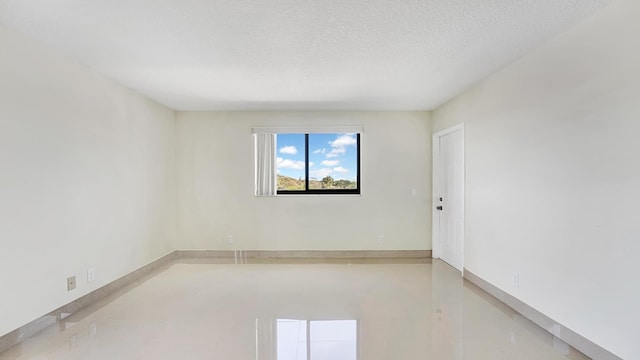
(277, 175, 356, 190)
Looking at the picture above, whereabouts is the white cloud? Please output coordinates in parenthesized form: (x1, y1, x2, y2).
(325, 134, 356, 158)
(321, 160, 339, 166)
(310, 168, 333, 179)
(326, 147, 346, 158)
(333, 166, 349, 173)
(330, 134, 357, 148)
(279, 145, 297, 155)
(309, 162, 315, 167)
(313, 148, 326, 154)
(277, 157, 305, 170)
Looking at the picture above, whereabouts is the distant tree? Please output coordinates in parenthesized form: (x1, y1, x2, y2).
(334, 179, 353, 189)
(321, 176, 334, 188)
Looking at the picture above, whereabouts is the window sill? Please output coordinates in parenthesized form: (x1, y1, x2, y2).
(255, 194, 362, 197)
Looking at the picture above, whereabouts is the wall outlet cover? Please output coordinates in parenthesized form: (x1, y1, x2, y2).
(67, 276, 76, 291)
(512, 273, 520, 287)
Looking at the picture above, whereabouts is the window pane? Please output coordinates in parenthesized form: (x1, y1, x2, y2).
(276, 134, 306, 191)
(308, 133, 358, 190)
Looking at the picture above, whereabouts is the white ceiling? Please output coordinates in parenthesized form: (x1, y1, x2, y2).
(0, 0, 609, 111)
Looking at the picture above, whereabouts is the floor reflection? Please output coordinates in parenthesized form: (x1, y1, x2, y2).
(270, 319, 357, 360)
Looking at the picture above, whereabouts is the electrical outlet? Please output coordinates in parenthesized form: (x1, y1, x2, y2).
(512, 273, 520, 288)
(87, 268, 95, 283)
(226, 235, 233, 244)
(67, 276, 76, 291)
(378, 235, 384, 244)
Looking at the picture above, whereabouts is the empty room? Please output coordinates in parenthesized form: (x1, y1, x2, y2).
(0, 0, 637, 359)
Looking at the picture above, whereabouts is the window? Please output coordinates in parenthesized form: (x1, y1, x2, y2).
(276, 133, 360, 195)
(253, 127, 363, 196)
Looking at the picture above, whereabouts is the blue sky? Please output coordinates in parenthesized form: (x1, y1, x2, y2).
(276, 133, 357, 181)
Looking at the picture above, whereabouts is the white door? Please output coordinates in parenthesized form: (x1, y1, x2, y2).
(434, 126, 464, 272)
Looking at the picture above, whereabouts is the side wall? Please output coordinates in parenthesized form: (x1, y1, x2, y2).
(176, 111, 431, 251)
(0, 25, 177, 336)
(432, 1, 640, 358)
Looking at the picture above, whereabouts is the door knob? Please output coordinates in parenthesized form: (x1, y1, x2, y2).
(436, 206, 443, 211)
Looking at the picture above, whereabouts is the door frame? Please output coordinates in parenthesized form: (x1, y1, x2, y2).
(432, 123, 465, 273)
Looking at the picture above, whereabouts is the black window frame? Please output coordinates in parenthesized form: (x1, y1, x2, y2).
(277, 133, 360, 195)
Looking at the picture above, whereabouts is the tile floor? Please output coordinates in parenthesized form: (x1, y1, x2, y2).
(0, 259, 588, 359)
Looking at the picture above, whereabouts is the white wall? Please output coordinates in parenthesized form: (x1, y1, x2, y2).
(176, 111, 431, 251)
(0, 25, 177, 337)
(432, 0, 640, 358)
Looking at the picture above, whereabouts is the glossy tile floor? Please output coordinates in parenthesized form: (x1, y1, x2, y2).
(1, 259, 589, 360)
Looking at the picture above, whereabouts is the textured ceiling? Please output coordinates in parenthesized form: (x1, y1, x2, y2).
(0, 0, 609, 111)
